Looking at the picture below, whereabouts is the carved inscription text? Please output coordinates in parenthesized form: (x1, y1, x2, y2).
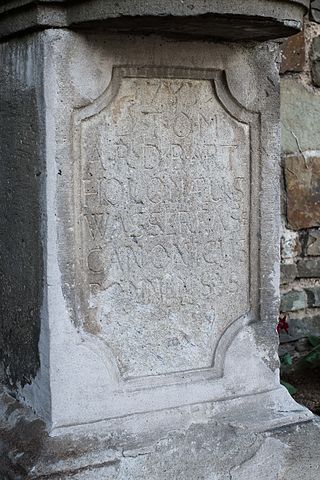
(77, 75, 251, 378)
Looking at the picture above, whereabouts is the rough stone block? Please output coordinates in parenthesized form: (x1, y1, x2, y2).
(297, 258, 320, 277)
(284, 155, 320, 230)
(0, 30, 284, 433)
(281, 79, 320, 153)
(305, 286, 320, 307)
(0, 1, 316, 476)
(311, 0, 320, 23)
(288, 313, 320, 338)
(280, 263, 298, 284)
(281, 229, 301, 259)
(280, 290, 307, 312)
(306, 229, 320, 255)
(280, 29, 305, 74)
(311, 36, 320, 88)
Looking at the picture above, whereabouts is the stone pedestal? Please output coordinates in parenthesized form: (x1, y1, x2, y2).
(1, 1, 319, 479)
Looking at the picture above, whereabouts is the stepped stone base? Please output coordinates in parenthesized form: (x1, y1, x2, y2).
(0, 387, 319, 479)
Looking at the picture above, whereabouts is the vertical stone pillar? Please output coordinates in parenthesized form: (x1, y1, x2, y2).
(1, 1, 319, 478)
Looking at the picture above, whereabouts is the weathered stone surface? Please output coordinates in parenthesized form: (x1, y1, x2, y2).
(280, 290, 307, 311)
(281, 80, 320, 153)
(305, 286, 320, 307)
(0, 387, 315, 479)
(0, 0, 307, 41)
(288, 313, 320, 337)
(311, 0, 320, 23)
(284, 155, 320, 229)
(280, 29, 305, 74)
(30, 30, 283, 430)
(277, 420, 320, 479)
(76, 73, 251, 378)
(0, 0, 316, 476)
(306, 229, 320, 255)
(311, 36, 320, 87)
(297, 258, 320, 277)
(281, 263, 298, 284)
(0, 35, 44, 389)
(281, 229, 301, 259)
(0, 26, 288, 440)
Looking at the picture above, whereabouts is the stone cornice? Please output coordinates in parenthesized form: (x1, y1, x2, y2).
(0, 0, 308, 41)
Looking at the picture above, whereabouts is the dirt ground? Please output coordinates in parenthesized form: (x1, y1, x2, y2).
(282, 365, 320, 414)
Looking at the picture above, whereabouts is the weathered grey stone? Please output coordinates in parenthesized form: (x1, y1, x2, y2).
(295, 337, 311, 352)
(281, 229, 301, 259)
(311, 36, 320, 88)
(0, 35, 44, 390)
(0, 387, 315, 479)
(279, 342, 296, 357)
(0, 1, 316, 477)
(0, 0, 308, 41)
(311, 0, 320, 23)
(305, 286, 320, 307)
(284, 155, 320, 229)
(306, 229, 320, 256)
(281, 80, 320, 153)
(288, 313, 320, 338)
(280, 290, 307, 311)
(22, 30, 283, 430)
(297, 258, 320, 277)
(76, 72, 252, 379)
(280, 263, 298, 284)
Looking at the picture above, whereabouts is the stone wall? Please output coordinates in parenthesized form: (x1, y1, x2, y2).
(280, 7, 320, 357)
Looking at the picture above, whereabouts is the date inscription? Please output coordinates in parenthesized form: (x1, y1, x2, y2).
(76, 76, 251, 378)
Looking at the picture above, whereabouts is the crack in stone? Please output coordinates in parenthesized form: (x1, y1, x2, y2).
(34, 458, 120, 479)
(283, 124, 308, 167)
(228, 436, 262, 479)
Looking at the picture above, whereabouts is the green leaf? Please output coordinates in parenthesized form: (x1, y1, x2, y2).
(308, 336, 320, 347)
(281, 380, 298, 395)
(280, 353, 293, 366)
(295, 341, 320, 368)
(303, 350, 320, 364)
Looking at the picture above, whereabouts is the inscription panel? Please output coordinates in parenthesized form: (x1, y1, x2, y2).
(76, 74, 251, 379)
